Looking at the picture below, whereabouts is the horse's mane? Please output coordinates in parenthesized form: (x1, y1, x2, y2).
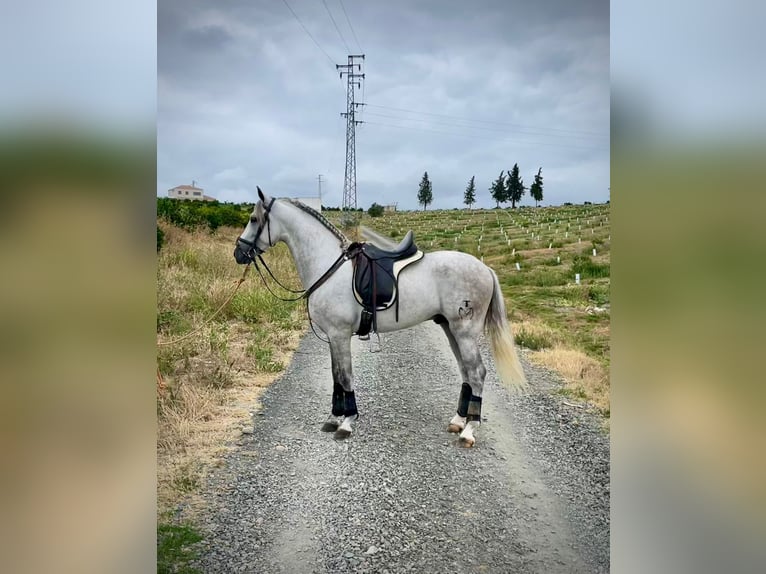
(284, 198, 349, 246)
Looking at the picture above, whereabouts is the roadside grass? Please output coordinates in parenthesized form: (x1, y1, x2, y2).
(536, 346, 610, 416)
(514, 318, 558, 350)
(367, 204, 610, 416)
(156, 221, 305, 569)
(157, 521, 203, 574)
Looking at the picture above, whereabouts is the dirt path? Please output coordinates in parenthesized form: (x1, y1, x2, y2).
(194, 321, 609, 573)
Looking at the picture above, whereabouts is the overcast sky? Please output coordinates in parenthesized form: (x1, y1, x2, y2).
(158, 0, 609, 209)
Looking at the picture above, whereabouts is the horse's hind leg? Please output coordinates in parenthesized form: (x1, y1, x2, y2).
(450, 326, 487, 447)
(440, 323, 469, 434)
(320, 336, 358, 439)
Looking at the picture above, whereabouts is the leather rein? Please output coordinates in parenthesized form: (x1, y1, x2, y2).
(236, 198, 359, 303)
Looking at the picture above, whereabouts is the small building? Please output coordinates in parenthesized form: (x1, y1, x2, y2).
(383, 204, 398, 212)
(168, 182, 216, 201)
(293, 197, 322, 212)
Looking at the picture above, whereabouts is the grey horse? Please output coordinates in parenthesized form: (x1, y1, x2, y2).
(234, 188, 526, 447)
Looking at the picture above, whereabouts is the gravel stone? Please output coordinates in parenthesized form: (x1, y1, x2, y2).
(192, 322, 609, 573)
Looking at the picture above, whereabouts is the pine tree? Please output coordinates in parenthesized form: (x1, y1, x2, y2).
(417, 171, 433, 210)
(506, 163, 525, 208)
(464, 176, 476, 209)
(529, 167, 544, 207)
(489, 171, 506, 208)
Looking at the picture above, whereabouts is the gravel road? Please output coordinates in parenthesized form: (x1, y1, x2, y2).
(194, 323, 610, 573)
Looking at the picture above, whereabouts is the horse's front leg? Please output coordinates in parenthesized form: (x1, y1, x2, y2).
(320, 336, 358, 439)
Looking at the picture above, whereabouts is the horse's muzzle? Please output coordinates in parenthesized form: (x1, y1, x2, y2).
(233, 243, 253, 265)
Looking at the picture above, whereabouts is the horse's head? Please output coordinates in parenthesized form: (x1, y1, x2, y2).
(234, 187, 280, 264)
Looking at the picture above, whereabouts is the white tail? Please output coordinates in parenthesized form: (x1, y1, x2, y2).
(484, 269, 527, 390)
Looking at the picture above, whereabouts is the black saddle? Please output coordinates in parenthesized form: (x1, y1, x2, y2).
(350, 231, 424, 336)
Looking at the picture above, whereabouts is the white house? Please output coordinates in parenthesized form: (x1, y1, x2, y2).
(168, 182, 216, 202)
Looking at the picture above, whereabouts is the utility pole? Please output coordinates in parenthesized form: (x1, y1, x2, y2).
(317, 174, 323, 203)
(337, 54, 365, 212)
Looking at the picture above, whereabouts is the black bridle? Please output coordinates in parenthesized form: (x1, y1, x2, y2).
(235, 197, 361, 303)
(236, 197, 276, 261)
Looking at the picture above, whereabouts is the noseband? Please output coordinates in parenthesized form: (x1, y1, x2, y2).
(237, 197, 276, 261)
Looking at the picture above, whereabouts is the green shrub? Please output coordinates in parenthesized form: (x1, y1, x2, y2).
(368, 203, 384, 217)
(157, 197, 249, 230)
(157, 225, 165, 251)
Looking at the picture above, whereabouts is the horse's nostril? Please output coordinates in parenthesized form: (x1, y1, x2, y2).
(234, 246, 249, 264)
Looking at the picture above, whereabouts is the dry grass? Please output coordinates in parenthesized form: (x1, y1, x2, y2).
(530, 345, 610, 415)
(513, 318, 559, 351)
(156, 222, 305, 516)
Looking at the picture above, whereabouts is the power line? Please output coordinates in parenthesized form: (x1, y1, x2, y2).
(337, 0, 363, 53)
(362, 120, 608, 151)
(363, 111, 605, 143)
(365, 103, 608, 138)
(280, 0, 336, 67)
(321, 0, 351, 53)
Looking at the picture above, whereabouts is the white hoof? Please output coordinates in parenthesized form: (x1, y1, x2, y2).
(458, 420, 480, 447)
(334, 414, 357, 440)
(447, 414, 467, 433)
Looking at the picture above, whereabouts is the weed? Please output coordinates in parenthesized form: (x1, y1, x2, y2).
(157, 523, 203, 574)
(587, 284, 610, 305)
(572, 254, 610, 279)
(157, 310, 191, 335)
(172, 461, 201, 493)
(208, 324, 229, 357)
(204, 362, 235, 389)
(503, 269, 569, 287)
(515, 327, 553, 350)
(175, 248, 200, 270)
(246, 344, 284, 373)
(229, 289, 273, 322)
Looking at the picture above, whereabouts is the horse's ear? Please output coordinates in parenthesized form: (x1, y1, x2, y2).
(257, 186, 265, 202)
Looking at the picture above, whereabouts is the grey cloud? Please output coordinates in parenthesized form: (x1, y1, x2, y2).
(159, 0, 609, 209)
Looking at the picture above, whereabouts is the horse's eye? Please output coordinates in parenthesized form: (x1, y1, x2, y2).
(250, 216, 258, 223)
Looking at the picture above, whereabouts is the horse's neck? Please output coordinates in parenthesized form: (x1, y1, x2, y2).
(278, 206, 343, 290)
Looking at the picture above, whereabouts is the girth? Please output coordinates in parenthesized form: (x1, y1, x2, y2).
(350, 231, 424, 337)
